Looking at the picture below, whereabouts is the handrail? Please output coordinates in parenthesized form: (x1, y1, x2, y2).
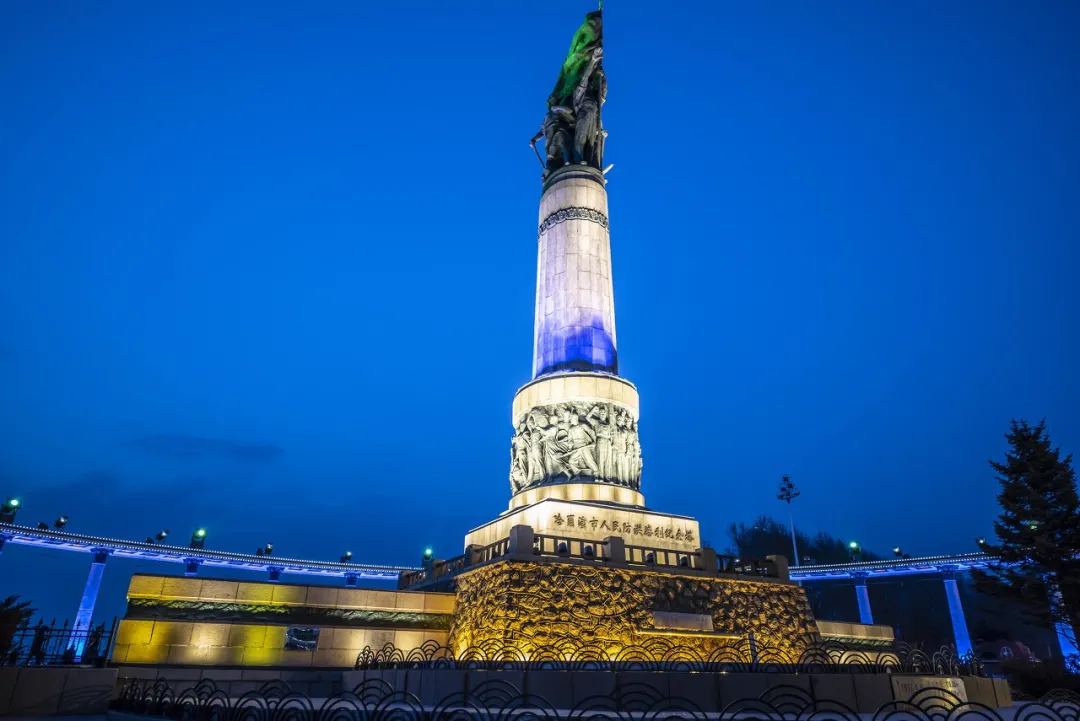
(534, 532, 609, 560)
(399, 528, 783, 589)
(0, 522, 414, 580)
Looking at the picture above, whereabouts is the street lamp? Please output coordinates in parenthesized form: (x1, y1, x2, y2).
(190, 528, 207, 549)
(1, 497, 21, 523)
(848, 540, 861, 561)
(777, 475, 801, 568)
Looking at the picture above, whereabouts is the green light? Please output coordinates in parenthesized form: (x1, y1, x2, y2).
(195, 529, 206, 537)
(423, 547, 433, 559)
(848, 541, 859, 549)
(9, 499, 19, 507)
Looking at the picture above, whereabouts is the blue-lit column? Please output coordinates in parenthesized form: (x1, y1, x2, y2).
(1056, 621, 1079, 658)
(0, 533, 9, 556)
(70, 548, 109, 660)
(854, 573, 873, 625)
(1049, 585, 1079, 658)
(942, 568, 973, 656)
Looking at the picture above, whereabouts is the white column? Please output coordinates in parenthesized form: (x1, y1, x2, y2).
(533, 165, 617, 377)
(942, 568, 973, 656)
(70, 549, 109, 660)
(854, 573, 874, 625)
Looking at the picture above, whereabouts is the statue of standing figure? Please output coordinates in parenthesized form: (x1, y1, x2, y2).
(530, 10, 606, 178)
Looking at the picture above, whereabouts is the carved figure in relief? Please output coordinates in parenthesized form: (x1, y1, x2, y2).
(510, 420, 528, 492)
(508, 400, 642, 492)
(628, 419, 642, 490)
(540, 411, 568, 478)
(525, 412, 547, 483)
(613, 412, 631, 483)
(565, 412, 598, 476)
(587, 404, 614, 479)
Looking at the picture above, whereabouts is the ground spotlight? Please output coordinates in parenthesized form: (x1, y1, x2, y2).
(54, 516, 69, 529)
(1, 497, 21, 523)
(255, 543, 273, 556)
(892, 546, 903, 557)
(145, 536, 155, 544)
(37, 521, 49, 530)
(190, 528, 207, 549)
(155, 529, 169, 542)
(340, 551, 352, 563)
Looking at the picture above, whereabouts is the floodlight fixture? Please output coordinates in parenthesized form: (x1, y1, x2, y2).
(1, 497, 21, 523)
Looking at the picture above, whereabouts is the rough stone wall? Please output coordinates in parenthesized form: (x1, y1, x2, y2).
(448, 561, 818, 659)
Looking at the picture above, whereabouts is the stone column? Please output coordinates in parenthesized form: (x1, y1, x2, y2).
(942, 568, 973, 656)
(70, 548, 109, 660)
(853, 573, 874, 625)
(534, 165, 616, 377)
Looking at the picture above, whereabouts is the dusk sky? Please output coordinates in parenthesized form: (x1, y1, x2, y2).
(2, 0, 1078, 625)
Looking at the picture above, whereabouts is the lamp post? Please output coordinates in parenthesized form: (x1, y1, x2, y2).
(777, 476, 801, 569)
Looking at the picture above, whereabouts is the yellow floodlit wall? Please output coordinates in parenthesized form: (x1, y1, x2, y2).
(449, 561, 819, 660)
(113, 575, 454, 667)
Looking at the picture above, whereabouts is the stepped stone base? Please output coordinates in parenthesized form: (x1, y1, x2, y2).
(464, 497, 700, 552)
(448, 558, 818, 658)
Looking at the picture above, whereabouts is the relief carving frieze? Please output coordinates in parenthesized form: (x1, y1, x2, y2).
(510, 401, 641, 493)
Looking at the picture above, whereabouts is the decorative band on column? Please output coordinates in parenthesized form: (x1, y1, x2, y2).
(538, 207, 609, 239)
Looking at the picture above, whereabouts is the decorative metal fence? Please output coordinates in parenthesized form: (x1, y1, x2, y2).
(0, 617, 116, 666)
(112, 678, 1080, 721)
(353, 639, 987, 676)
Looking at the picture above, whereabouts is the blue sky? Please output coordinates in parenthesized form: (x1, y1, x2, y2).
(1, 0, 1078, 624)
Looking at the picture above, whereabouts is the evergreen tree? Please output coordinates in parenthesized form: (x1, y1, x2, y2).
(973, 419, 1080, 653)
(0, 595, 34, 661)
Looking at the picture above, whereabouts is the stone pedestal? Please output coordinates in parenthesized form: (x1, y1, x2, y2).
(447, 559, 819, 659)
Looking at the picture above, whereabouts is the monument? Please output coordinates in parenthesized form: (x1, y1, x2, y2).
(464, 9, 700, 555)
(445, 8, 825, 660)
(109, 5, 915, 678)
